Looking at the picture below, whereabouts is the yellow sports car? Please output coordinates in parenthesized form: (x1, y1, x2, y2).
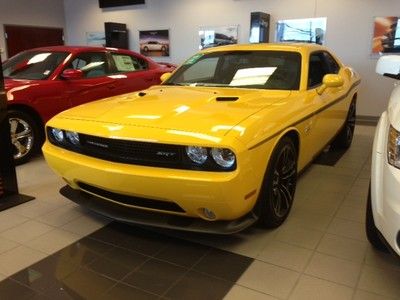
(43, 43, 360, 234)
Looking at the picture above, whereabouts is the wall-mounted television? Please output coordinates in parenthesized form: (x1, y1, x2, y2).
(99, 0, 145, 8)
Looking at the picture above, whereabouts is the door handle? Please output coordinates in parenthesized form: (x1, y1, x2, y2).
(108, 84, 116, 89)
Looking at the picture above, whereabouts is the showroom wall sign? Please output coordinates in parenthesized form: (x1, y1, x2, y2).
(372, 17, 400, 54)
(0, 57, 34, 209)
(139, 30, 170, 57)
(199, 25, 239, 50)
(276, 17, 327, 45)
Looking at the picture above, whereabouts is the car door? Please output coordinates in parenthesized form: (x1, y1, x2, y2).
(60, 51, 117, 108)
(307, 51, 347, 151)
(108, 52, 158, 94)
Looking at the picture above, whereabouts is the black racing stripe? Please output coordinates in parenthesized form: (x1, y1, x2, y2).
(248, 80, 361, 150)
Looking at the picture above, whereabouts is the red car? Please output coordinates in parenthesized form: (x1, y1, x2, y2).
(3, 46, 175, 164)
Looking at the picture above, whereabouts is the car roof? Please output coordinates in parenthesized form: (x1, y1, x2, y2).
(24, 45, 136, 55)
(201, 43, 329, 55)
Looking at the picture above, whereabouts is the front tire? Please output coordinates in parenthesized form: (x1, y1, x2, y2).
(257, 136, 298, 228)
(331, 100, 356, 150)
(366, 183, 388, 252)
(8, 110, 41, 165)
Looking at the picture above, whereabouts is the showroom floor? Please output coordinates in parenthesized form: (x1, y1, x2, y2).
(0, 125, 399, 299)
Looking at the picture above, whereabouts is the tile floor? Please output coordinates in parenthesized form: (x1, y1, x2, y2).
(0, 125, 399, 299)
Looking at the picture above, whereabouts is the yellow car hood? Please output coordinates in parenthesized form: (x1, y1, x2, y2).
(58, 86, 291, 137)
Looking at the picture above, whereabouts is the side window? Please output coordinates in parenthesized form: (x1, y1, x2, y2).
(111, 53, 148, 72)
(67, 52, 109, 78)
(308, 52, 330, 88)
(323, 52, 340, 74)
(179, 57, 219, 82)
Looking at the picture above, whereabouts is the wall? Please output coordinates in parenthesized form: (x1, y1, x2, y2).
(67, 0, 400, 116)
(0, 0, 66, 61)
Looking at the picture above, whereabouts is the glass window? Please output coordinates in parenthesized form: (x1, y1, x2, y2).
(111, 53, 148, 72)
(67, 52, 109, 78)
(308, 52, 330, 88)
(323, 52, 340, 74)
(166, 51, 301, 90)
(3, 51, 69, 80)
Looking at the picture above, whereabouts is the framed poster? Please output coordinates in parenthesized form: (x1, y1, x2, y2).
(372, 17, 400, 53)
(139, 30, 170, 57)
(199, 25, 238, 50)
(86, 32, 106, 46)
(276, 17, 327, 45)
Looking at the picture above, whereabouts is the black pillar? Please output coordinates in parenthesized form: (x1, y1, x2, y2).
(0, 56, 34, 209)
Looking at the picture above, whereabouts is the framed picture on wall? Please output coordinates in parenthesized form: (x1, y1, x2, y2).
(199, 25, 238, 50)
(372, 17, 400, 53)
(86, 32, 106, 46)
(276, 17, 327, 45)
(139, 30, 170, 57)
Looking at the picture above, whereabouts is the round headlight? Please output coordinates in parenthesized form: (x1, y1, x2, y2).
(186, 146, 208, 164)
(66, 131, 80, 146)
(51, 128, 64, 143)
(211, 148, 236, 168)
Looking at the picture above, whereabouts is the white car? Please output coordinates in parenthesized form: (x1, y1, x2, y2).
(141, 41, 168, 52)
(367, 55, 400, 258)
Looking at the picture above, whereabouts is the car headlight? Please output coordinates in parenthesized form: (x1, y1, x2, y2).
(51, 128, 64, 143)
(211, 148, 236, 168)
(66, 131, 80, 146)
(388, 125, 400, 168)
(186, 146, 208, 164)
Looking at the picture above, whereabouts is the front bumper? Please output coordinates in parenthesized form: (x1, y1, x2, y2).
(371, 112, 400, 257)
(60, 185, 258, 234)
(43, 141, 262, 226)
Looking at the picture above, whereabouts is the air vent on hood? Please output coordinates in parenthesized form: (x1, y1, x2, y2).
(215, 96, 239, 102)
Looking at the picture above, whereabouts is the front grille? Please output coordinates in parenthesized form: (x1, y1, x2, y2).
(80, 134, 183, 167)
(78, 182, 185, 213)
(47, 128, 236, 171)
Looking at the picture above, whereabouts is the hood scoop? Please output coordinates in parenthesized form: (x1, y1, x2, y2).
(215, 96, 239, 102)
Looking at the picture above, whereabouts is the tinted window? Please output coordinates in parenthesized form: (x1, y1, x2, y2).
(3, 51, 69, 80)
(166, 51, 301, 90)
(67, 52, 109, 78)
(308, 52, 330, 88)
(323, 52, 340, 74)
(308, 51, 341, 88)
(111, 53, 148, 72)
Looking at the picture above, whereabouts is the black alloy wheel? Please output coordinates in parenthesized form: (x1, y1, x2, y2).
(257, 136, 298, 228)
(332, 100, 356, 149)
(8, 110, 41, 165)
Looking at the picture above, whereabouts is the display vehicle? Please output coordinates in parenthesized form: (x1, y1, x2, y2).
(3, 46, 174, 164)
(367, 55, 400, 258)
(43, 43, 360, 233)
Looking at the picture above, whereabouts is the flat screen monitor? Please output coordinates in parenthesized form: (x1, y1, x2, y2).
(99, 0, 145, 8)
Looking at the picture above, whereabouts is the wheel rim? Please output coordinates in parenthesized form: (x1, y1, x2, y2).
(271, 145, 297, 218)
(9, 117, 34, 160)
(346, 102, 356, 143)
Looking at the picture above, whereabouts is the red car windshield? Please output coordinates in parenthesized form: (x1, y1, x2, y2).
(3, 50, 69, 80)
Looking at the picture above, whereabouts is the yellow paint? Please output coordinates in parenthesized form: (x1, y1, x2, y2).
(43, 43, 361, 222)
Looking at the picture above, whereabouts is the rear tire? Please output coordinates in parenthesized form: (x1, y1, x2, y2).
(331, 100, 356, 150)
(366, 183, 388, 252)
(257, 136, 298, 228)
(8, 110, 42, 165)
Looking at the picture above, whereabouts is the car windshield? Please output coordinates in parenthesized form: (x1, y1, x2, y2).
(165, 50, 302, 90)
(3, 50, 69, 80)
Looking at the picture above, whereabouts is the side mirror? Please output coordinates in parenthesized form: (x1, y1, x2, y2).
(160, 72, 172, 83)
(376, 55, 400, 79)
(317, 74, 344, 94)
(61, 69, 83, 80)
